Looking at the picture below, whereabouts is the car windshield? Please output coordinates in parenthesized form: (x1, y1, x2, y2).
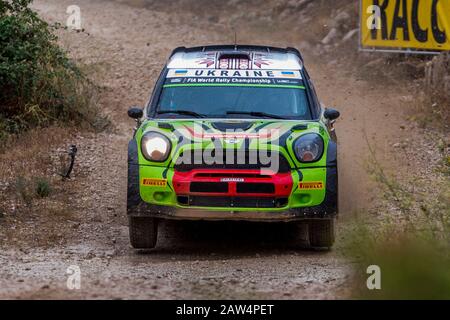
(156, 84, 312, 120)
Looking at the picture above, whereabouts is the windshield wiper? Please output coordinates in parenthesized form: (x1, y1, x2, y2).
(157, 110, 205, 118)
(226, 111, 287, 120)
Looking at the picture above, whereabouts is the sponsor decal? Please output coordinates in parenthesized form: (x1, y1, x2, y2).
(165, 69, 304, 89)
(220, 178, 245, 183)
(299, 181, 324, 190)
(141, 178, 167, 187)
(167, 69, 302, 79)
(163, 82, 304, 89)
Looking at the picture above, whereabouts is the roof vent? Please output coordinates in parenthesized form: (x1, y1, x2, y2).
(218, 52, 251, 60)
(217, 52, 251, 69)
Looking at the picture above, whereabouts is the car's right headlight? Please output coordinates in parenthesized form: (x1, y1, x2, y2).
(293, 133, 324, 163)
(141, 132, 171, 162)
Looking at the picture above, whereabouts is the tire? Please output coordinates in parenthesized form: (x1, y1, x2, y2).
(128, 216, 158, 249)
(293, 222, 309, 244)
(308, 218, 335, 249)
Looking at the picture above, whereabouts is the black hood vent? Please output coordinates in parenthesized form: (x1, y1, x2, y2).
(211, 122, 253, 132)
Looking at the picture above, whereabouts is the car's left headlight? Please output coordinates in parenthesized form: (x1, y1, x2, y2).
(141, 132, 171, 162)
(294, 133, 324, 163)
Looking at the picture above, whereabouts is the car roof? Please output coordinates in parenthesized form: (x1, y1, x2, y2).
(167, 45, 304, 70)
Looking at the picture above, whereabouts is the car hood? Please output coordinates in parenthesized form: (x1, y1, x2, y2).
(140, 119, 324, 145)
(137, 119, 329, 169)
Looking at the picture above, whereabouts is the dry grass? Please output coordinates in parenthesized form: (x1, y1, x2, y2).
(343, 134, 450, 299)
(416, 53, 450, 129)
(0, 126, 72, 179)
(344, 223, 450, 299)
(0, 126, 81, 247)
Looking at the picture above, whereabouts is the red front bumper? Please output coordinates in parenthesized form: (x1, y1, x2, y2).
(172, 169, 293, 198)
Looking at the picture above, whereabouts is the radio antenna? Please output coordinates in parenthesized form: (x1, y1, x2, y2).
(234, 30, 237, 50)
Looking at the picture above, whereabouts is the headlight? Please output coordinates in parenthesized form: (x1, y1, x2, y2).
(294, 133, 324, 163)
(141, 132, 171, 162)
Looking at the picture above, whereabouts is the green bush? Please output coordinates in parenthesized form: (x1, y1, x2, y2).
(344, 223, 450, 300)
(35, 177, 51, 198)
(0, 0, 99, 138)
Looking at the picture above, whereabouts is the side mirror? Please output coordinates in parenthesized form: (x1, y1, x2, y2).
(128, 107, 143, 119)
(324, 108, 340, 121)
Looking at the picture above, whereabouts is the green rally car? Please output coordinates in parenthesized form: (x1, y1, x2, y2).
(127, 45, 340, 249)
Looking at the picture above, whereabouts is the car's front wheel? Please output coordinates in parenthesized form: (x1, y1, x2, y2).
(308, 218, 335, 249)
(128, 217, 158, 249)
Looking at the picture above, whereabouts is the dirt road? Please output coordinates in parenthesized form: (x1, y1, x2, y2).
(0, 0, 414, 299)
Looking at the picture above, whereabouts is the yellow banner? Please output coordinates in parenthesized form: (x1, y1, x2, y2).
(361, 0, 450, 51)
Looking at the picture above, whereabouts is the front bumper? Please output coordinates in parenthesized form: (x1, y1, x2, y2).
(128, 202, 336, 222)
(128, 164, 338, 221)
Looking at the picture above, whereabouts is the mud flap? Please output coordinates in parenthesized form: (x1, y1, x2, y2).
(324, 140, 338, 214)
(324, 166, 338, 214)
(127, 139, 141, 213)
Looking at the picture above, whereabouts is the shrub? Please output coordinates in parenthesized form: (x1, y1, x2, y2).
(344, 223, 450, 300)
(35, 177, 51, 198)
(15, 175, 32, 206)
(0, 0, 100, 139)
(344, 139, 450, 299)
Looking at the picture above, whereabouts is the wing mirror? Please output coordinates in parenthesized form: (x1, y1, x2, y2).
(324, 108, 340, 121)
(128, 107, 143, 119)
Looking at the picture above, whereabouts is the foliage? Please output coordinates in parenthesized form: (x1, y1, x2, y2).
(344, 135, 450, 299)
(35, 177, 51, 198)
(0, 0, 99, 140)
(344, 221, 450, 300)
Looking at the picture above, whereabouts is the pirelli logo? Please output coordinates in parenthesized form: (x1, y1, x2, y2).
(299, 181, 324, 190)
(141, 178, 167, 187)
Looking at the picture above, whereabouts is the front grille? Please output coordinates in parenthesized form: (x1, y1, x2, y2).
(177, 196, 288, 208)
(190, 182, 228, 193)
(194, 172, 272, 179)
(174, 150, 291, 173)
(236, 183, 275, 194)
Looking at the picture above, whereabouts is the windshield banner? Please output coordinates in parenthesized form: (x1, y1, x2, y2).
(165, 69, 304, 87)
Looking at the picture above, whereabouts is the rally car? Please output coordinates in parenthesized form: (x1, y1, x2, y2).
(127, 45, 340, 249)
